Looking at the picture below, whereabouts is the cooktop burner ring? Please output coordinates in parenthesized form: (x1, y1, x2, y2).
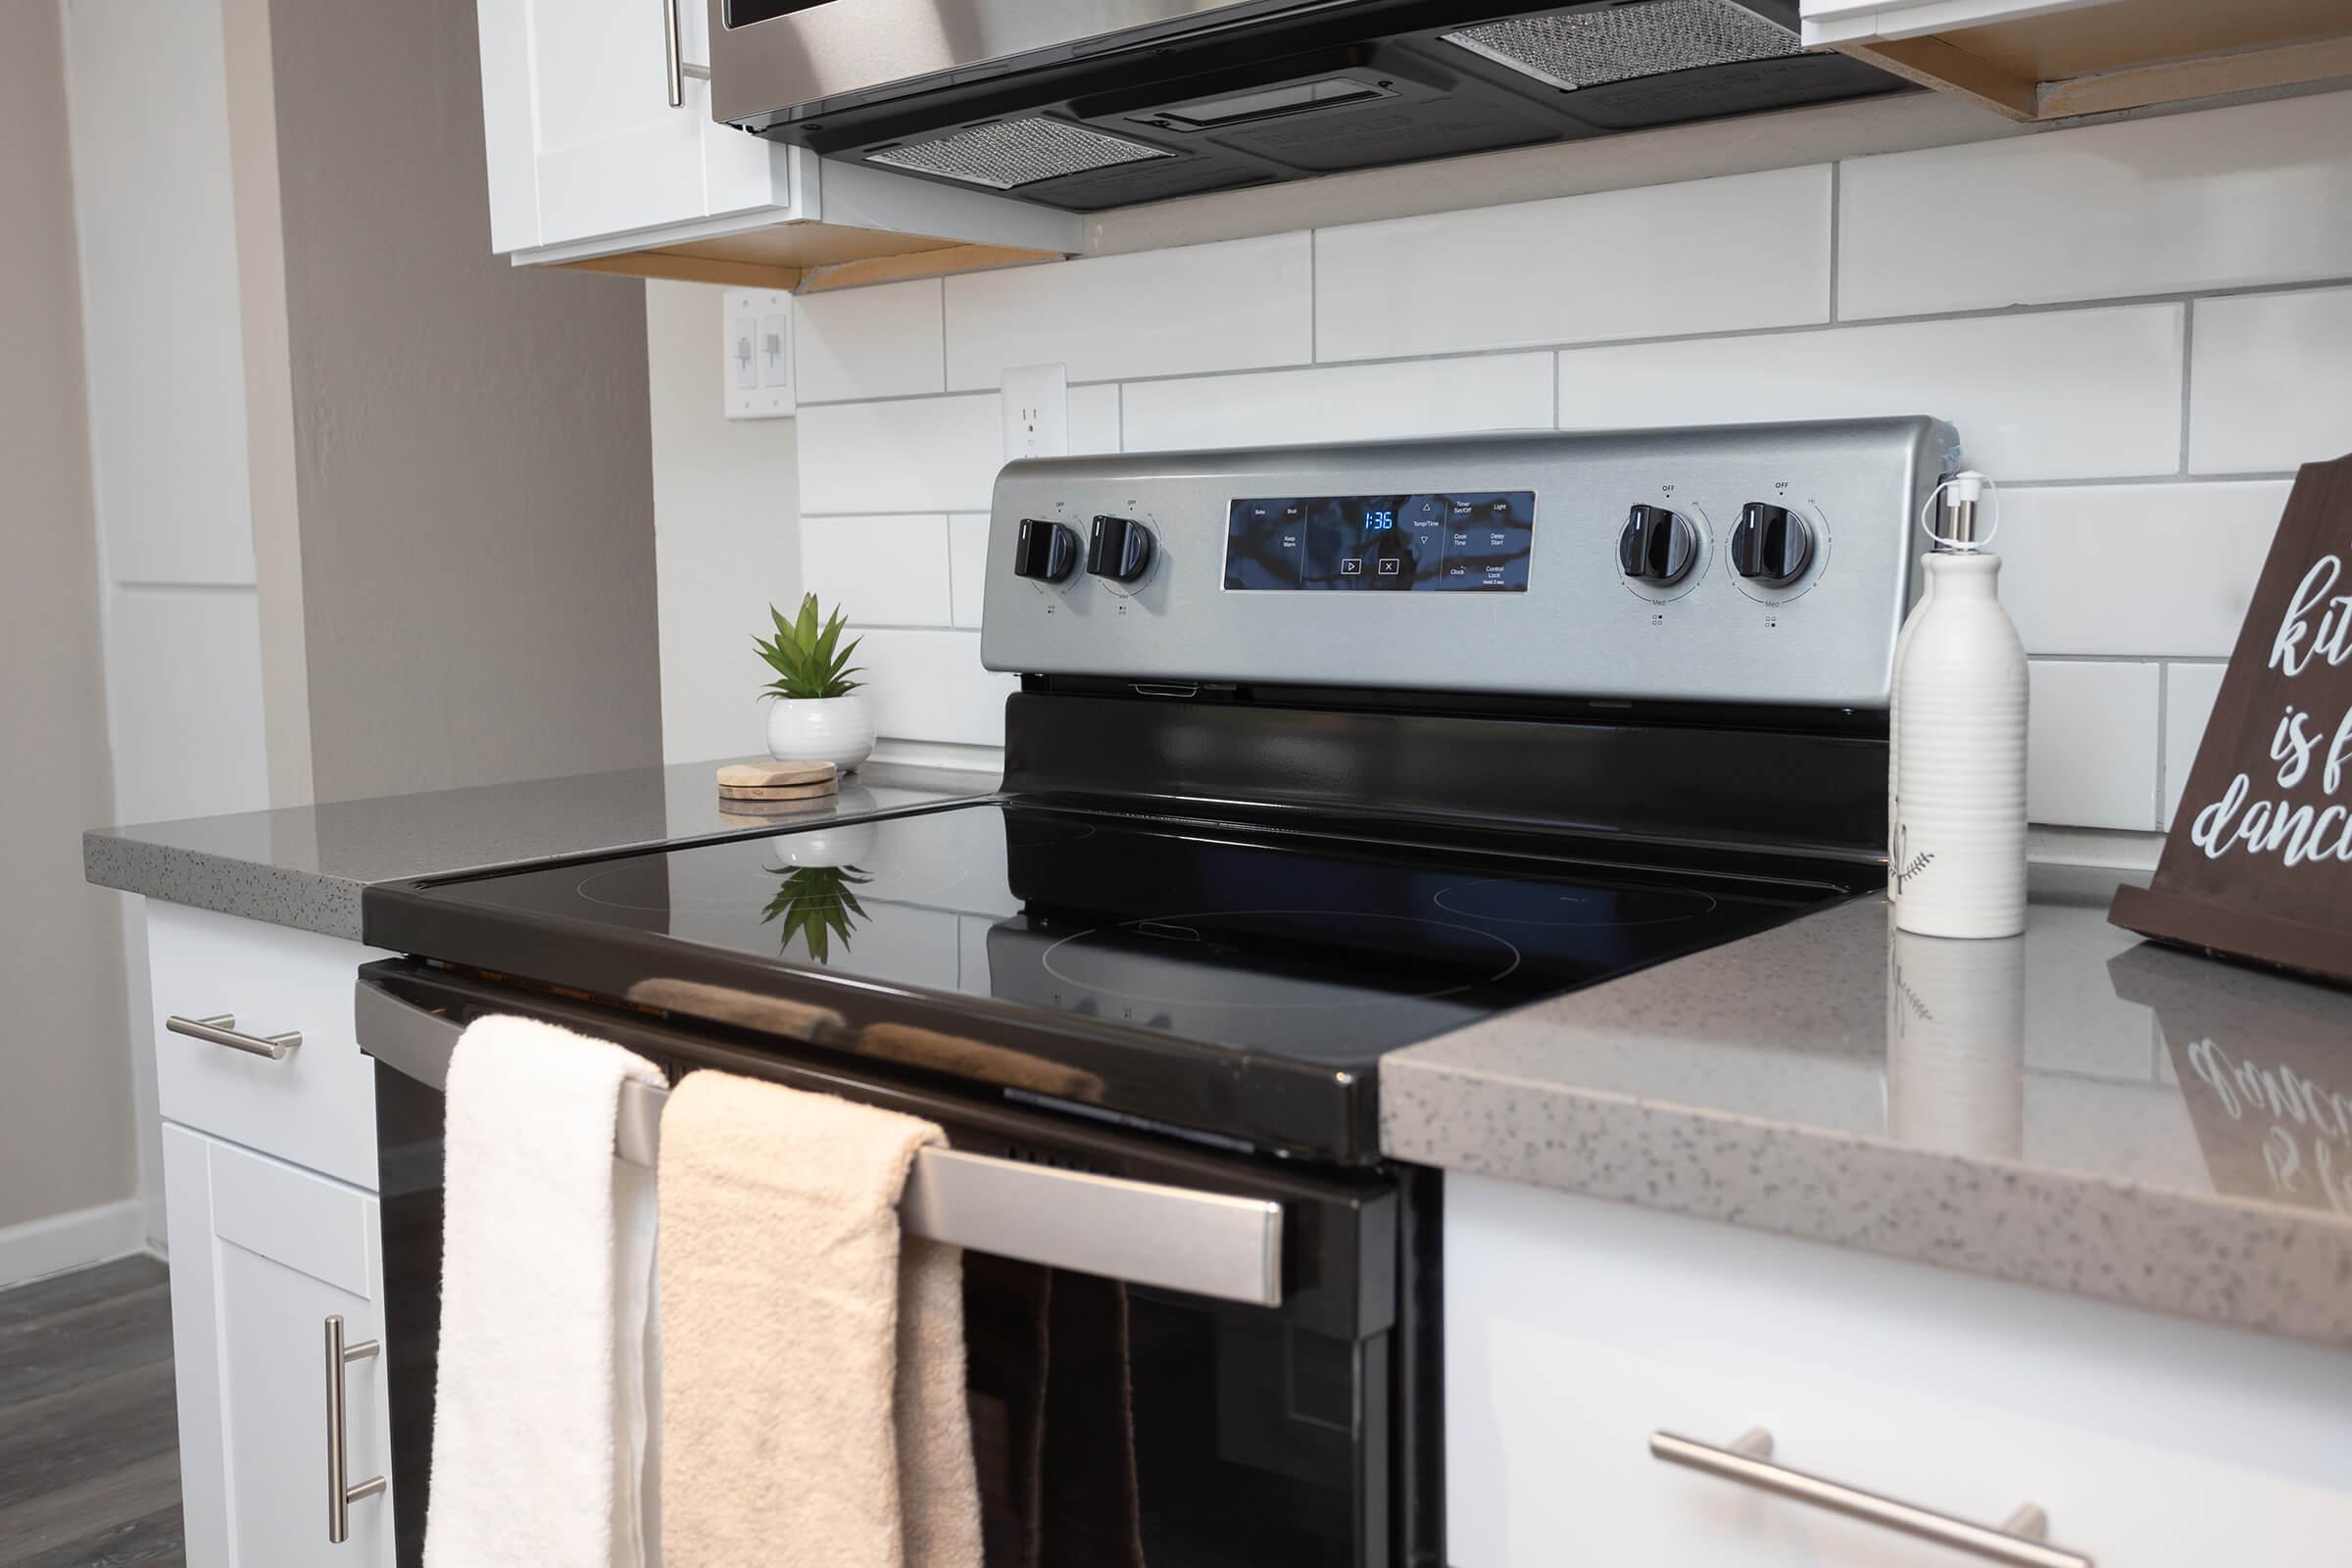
(1431, 877, 1720, 926)
(1038, 908, 1524, 1009)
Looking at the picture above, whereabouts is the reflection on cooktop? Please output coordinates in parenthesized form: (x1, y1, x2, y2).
(427, 802, 1835, 1068)
(1040, 910, 1524, 1008)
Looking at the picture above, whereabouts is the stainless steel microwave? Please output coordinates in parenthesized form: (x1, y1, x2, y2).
(705, 0, 1904, 211)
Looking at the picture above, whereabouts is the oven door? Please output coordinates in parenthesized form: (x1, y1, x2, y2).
(358, 959, 1438, 1567)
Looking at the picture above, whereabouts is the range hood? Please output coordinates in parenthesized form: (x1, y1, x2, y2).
(708, 0, 1906, 212)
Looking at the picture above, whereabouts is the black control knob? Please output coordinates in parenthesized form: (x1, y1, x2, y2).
(1730, 502, 1815, 586)
(1011, 517, 1078, 583)
(1088, 514, 1154, 583)
(1617, 504, 1699, 585)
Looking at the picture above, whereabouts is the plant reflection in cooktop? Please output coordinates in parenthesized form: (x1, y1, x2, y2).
(760, 863, 871, 964)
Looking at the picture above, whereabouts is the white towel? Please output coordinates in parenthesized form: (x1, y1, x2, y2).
(426, 1015, 666, 1568)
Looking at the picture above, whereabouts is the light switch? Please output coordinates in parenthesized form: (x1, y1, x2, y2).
(730, 315, 758, 389)
(760, 313, 790, 387)
(722, 290, 795, 419)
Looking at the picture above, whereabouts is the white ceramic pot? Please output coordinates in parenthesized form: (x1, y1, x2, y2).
(764, 693, 874, 773)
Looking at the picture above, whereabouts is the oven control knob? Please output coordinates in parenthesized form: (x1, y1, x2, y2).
(1012, 517, 1078, 583)
(1617, 504, 1699, 584)
(1088, 514, 1154, 583)
(1730, 502, 1814, 586)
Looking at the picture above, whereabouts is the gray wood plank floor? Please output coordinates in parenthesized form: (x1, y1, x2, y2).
(0, 1256, 183, 1566)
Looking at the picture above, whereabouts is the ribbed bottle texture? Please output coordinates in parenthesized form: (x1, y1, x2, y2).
(1890, 553, 2029, 938)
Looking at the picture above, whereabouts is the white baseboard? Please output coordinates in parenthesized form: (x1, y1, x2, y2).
(0, 1199, 148, 1292)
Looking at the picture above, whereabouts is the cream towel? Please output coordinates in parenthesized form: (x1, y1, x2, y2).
(426, 1016, 666, 1568)
(658, 1071, 982, 1568)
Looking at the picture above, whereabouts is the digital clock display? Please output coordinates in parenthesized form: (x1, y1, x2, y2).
(1222, 491, 1534, 593)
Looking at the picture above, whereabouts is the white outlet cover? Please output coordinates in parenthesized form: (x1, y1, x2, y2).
(724, 289, 794, 419)
(1001, 363, 1068, 461)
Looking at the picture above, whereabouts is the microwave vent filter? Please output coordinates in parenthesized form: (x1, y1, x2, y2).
(867, 118, 1175, 189)
(1442, 0, 1801, 92)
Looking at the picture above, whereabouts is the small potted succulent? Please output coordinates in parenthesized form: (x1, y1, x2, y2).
(755, 594, 874, 773)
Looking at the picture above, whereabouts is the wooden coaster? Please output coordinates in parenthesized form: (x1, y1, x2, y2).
(718, 778, 840, 801)
(717, 760, 836, 788)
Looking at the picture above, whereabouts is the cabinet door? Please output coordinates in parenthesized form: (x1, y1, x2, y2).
(476, 0, 792, 253)
(166, 1126, 395, 1567)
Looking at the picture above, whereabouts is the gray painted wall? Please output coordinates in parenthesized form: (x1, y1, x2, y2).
(0, 3, 133, 1235)
(268, 0, 663, 801)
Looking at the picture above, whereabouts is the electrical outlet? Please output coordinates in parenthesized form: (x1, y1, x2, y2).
(1001, 363, 1068, 462)
(723, 289, 794, 419)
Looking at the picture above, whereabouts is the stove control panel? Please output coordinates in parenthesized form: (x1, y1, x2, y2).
(982, 417, 1959, 709)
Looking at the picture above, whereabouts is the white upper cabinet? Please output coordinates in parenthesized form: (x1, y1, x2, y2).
(1799, 0, 2126, 46)
(477, 0, 794, 255)
(473, 0, 1080, 280)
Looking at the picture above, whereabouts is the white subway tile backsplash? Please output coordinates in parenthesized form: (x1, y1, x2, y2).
(945, 235, 1312, 390)
(106, 587, 269, 823)
(949, 514, 988, 630)
(794, 278, 944, 404)
(1122, 353, 1553, 453)
(1839, 92, 2352, 318)
(854, 628, 1017, 747)
(801, 515, 950, 626)
(2027, 661, 2160, 830)
(1557, 306, 2183, 481)
(1315, 166, 1830, 362)
(1995, 482, 2288, 658)
(1070, 383, 1121, 454)
(799, 393, 1002, 514)
(2161, 662, 2230, 831)
(2188, 286, 2352, 474)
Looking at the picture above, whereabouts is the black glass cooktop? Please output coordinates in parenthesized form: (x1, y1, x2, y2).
(367, 802, 1859, 1162)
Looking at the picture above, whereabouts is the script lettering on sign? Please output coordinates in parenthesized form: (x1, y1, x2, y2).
(2113, 452, 2352, 987)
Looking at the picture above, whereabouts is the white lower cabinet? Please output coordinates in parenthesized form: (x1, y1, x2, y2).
(163, 1122, 395, 1565)
(1446, 1173, 2352, 1568)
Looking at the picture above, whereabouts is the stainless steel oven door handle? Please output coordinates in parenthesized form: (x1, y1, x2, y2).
(168, 1013, 302, 1060)
(1649, 1429, 2091, 1568)
(324, 1315, 387, 1544)
(356, 980, 1285, 1307)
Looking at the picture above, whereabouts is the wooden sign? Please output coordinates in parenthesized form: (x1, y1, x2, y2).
(2112, 453, 2352, 986)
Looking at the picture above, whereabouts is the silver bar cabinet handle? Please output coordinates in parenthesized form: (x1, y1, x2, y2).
(167, 1013, 301, 1060)
(325, 1315, 388, 1544)
(1649, 1428, 2091, 1568)
(662, 0, 684, 106)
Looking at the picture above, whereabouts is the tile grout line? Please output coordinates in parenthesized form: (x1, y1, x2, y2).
(2176, 299, 2196, 477)
(2154, 662, 2171, 831)
(1827, 161, 1841, 326)
(784, 272, 2352, 411)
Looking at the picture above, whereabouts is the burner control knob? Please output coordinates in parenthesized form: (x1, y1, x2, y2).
(1617, 504, 1699, 585)
(1088, 514, 1154, 583)
(1730, 502, 1815, 587)
(1012, 517, 1078, 583)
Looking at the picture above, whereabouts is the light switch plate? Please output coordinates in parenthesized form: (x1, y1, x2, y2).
(724, 289, 794, 419)
(1001, 363, 1068, 461)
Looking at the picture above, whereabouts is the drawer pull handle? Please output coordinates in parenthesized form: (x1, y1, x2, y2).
(1649, 1428, 2090, 1568)
(325, 1315, 387, 1544)
(167, 1013, 301, 1060)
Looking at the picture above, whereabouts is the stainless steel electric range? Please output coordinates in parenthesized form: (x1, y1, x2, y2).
(355, 416, 1954, 1567)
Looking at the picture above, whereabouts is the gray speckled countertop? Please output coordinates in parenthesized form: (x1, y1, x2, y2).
(83, 760, 998, 941)
(1385, 863, 2352, 1348)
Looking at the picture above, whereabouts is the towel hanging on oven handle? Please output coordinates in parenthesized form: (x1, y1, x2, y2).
(354, 976, 1284, 1308)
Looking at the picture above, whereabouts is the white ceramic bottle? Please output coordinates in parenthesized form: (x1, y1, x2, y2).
(1890, 472, 2029, 939)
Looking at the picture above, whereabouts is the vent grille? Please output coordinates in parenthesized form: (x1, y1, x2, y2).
(1442, 0, 1801, 92)
(868, 118, 1175, 190)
